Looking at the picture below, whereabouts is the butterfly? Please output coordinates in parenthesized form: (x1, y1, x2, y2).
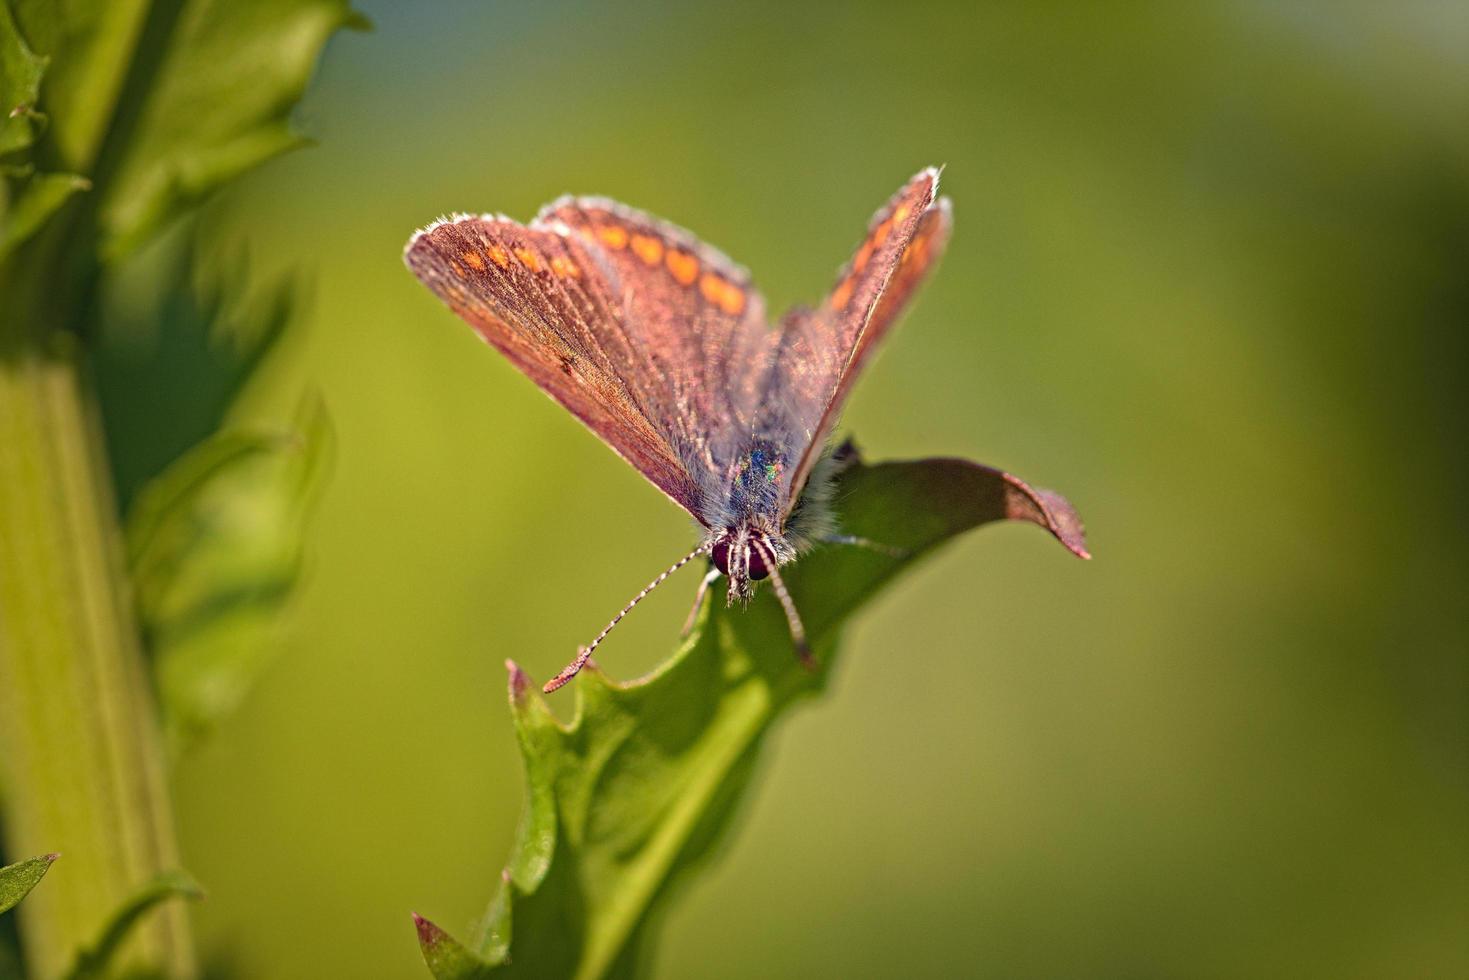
(404, 167, 951, 692)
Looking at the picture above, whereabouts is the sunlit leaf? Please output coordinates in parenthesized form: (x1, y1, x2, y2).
(127, 396, 332, 753)
(98, 0, 368, 259)
(415, 448, 1089, 979)
(62, 870, 204, 980)
(0, 853, 56, 916)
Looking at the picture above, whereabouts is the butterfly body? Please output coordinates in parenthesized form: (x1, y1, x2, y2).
(406, 168, 951, 691)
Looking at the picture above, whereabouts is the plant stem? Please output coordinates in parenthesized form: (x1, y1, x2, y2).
(0, 321, 193, 978)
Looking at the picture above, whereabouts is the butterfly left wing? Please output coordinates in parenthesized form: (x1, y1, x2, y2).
(533, 196, 771, 487)
(405, 214, 710, 516)
(760, 168, 953, 514)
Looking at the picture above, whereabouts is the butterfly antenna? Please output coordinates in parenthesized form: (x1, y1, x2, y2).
(754, 536, 815, 671)
(543, 541, 710, 694)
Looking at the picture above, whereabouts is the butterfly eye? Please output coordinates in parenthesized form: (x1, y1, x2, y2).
(710, 537, 768, 580)
(711, 538, 732, 575)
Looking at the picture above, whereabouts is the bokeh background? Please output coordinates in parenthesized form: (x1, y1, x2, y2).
(139, 2, 1468, 976)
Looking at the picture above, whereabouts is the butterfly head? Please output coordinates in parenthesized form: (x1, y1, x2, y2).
(709, 521, 797, 605)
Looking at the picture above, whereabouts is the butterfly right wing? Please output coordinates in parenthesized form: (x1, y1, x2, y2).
(763, 169, 952, 513)
(404, 214, 705, 517)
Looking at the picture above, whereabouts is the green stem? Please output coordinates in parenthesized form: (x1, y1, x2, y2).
(0, 323, 193, 979)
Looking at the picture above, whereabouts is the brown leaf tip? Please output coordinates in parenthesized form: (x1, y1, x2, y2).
(505, 659, 529, 701)
(999, 472, 1092, 560)
(412, 912, 444, 948)
(1034, 489, 1091, 560)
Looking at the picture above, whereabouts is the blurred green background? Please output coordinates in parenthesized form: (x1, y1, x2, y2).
(142, 2, 1467, 976)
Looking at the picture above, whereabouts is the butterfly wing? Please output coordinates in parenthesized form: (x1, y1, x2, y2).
(763, 168, 953, 514)
(533, 197, 770, 486)
(405, 215, 698, 516)
(405, 205, 769, 522)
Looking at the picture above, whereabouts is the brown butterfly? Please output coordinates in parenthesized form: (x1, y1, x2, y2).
(405, 168, 951, 692)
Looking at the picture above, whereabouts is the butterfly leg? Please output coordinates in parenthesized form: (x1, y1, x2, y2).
(753, 536, 816, 671)
(681, 568, 721, 637)
(822, 533, 907, 558)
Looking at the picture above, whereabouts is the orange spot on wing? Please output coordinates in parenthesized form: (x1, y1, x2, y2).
(901, 237, 929, 267)
(665, 249, 699, 285)
(630, 233, 664, 266)
(449, 260, 464, 277)
(513, 247, 542, 273)
(718, 284, 746, 316)
(488, 244, 510, 268)
(829, 277, 854, 310)
(462, 250, 485, 270)
(849, 218, 894, 280)
(892, 203, 912, 224)
(698, 272, 724, 304)
(700, 273, 745, 316)
(597, 225, 629, 249)
(550, 255, 582, 278)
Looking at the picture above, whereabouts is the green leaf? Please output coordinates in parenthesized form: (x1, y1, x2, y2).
(127, 396, 332, 753)
(1, 5, 352, 977)
(0, 168, 88, 253)
(62, 870, 204, 980)
(415, 448, 1089, 979)
(0, 0, 91, 259)
(5, 0, 152, 172)
(0, 853, 56, 915)
(97, 226, 301, 510)
(0, 0, 47, 157)
(98, 0, 369, 259)
(414, 915, 495, 980)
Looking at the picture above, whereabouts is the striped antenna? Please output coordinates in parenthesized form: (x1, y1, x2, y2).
(543, 541, 710, 693)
